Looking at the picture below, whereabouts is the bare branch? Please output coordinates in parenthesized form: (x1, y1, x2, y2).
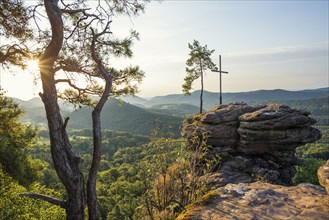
(20, 193, 67, 208)
(55, 79, 94, 94)
(29, 3, 44, 34)
(63, 117, 70, 129)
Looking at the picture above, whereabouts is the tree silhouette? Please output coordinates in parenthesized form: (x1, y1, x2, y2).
(1, 0, 148, 219)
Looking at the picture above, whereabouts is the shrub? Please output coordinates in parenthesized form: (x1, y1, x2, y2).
(293, 158, 326, 185)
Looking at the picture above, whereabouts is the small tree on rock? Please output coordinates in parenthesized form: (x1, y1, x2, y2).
(182, 40, 215, 113)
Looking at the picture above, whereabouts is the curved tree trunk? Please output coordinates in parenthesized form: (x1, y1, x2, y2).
(87, 92, 109, 220)
(40, 0, 85, 219)
(87, 91, 111, 219)
(87, 32, 113, 220)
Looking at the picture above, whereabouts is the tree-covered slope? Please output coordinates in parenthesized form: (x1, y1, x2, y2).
(148, 103, 201, 117)
(68, 99, 183, 136)
(11, 97, 72, 125)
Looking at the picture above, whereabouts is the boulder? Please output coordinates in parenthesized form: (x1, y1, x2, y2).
(318, 160, 329, 195)
(177, 182, 329, 220)
(181, 103, 264, 148)
(238, 104, 321, 154)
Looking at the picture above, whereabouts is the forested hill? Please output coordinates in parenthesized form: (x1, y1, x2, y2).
(68, 99, 182, 136)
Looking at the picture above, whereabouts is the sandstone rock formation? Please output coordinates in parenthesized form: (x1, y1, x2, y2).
(181, 103, 321, 185)
(318, 160, 329, 195)
(177, 181, 329, 220)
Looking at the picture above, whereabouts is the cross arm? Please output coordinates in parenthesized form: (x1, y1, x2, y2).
(211, 70, 229, 74)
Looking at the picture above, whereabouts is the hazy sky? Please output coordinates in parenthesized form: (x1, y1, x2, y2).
(1, 0, 328, 100)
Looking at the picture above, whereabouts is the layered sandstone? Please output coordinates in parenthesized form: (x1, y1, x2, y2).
(181, 103, 321, 185)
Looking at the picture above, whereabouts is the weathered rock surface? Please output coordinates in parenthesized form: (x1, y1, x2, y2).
(318, 160, 329, 195)
(177, 181, 329, 220)
(238, 104, 321, 154)
(181, 103, 321, 185)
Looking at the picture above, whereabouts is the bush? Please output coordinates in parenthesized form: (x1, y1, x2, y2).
(293, 158, 326, 185)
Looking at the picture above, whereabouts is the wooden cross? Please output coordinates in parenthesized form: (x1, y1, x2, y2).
(211, 55, 229, 105)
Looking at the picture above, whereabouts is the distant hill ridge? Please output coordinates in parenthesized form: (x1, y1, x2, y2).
(119, 87, 328, 110)
(9, 87, 328, 134)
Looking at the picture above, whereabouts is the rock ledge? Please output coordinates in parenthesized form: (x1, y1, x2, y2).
(177, 181, 329, 220)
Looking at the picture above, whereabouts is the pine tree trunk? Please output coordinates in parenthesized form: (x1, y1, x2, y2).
(40, 1, 85, 219)
(200, 70, 204, 114)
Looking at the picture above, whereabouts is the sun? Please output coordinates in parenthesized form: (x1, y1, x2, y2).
(26, 59, 39, 72)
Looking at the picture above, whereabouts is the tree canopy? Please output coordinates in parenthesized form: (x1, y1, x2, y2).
(0, 0, 32, 69)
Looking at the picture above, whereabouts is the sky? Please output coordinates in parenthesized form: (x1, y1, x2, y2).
(1, 0, 328, 100)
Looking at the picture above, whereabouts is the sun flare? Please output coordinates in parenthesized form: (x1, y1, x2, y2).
(27, 59, 39, 72)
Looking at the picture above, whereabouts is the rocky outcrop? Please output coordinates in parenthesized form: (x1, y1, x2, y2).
(181, 103, 321, 185)
(177, 181, 329, 220)
(238, 104, 320, 154)
(318, 160, 329, 195)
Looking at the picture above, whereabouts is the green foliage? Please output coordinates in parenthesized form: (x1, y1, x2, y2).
(149, 103, 200, 117)
(294, 126, 329, 185)
(0, 167, 65, 220)
(0, 0, 32, 69)
(111, 66, 145, 97)
(297, 143, 329, 160)
(29, 129, 151, 193)
(183, 124, 218, 201)
(292, 158, 326, 185)
(182, 40, 215, 95)
(96, 137, 184, 219)
(0, 93, 43, 186)
(0, 0, 31, 39)
(134, 125, 219, 219)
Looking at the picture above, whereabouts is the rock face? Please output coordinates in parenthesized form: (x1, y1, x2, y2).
(177, 182, 329, 220)
(318, 160, 329, 195)
(181, 103, 321, 185)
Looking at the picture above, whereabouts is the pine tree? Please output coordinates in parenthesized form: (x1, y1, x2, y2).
(1, 0, 149, 219)
(183, 40, 215, 113)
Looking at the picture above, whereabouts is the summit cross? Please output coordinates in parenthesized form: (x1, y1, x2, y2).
(211, 55, 229, 105)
